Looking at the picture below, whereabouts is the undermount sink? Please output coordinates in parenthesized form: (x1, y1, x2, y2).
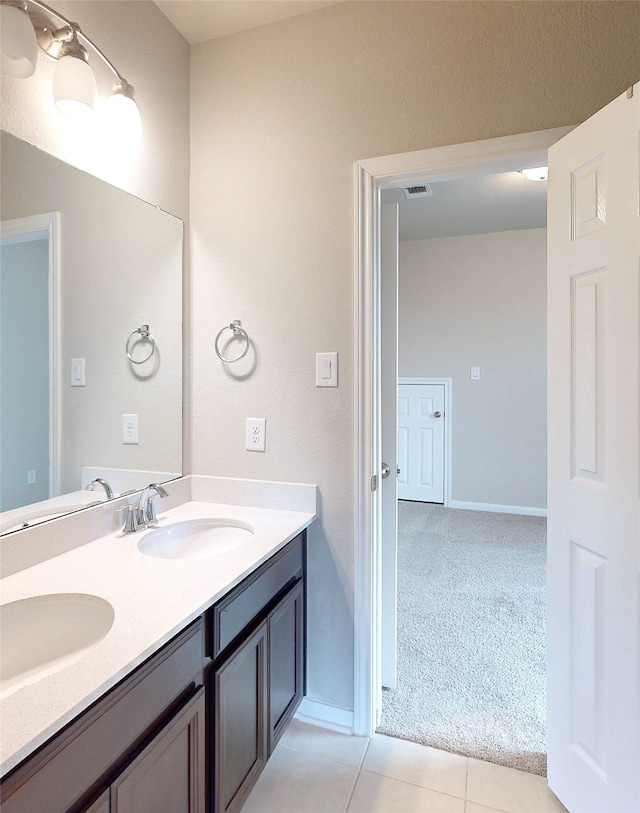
(137, 518, 255, 560)
(0, 593, 115, 697)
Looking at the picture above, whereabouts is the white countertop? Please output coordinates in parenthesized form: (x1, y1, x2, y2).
(0, 498, 315, 776)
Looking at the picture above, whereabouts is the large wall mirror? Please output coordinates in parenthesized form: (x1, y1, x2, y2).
(0, 132, 183, 534)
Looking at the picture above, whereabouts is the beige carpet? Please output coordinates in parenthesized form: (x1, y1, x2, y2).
(377, 501, 547, 776)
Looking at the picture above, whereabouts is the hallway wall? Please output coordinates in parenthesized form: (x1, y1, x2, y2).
(399, 228, 547, 513)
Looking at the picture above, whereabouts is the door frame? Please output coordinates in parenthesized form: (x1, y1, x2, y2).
(353, 126, 574, 736)
(398, 377, 451, 507)
(0, 212, 62, 499)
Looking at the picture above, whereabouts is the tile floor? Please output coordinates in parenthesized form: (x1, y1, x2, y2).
(241, 720, 569, 813)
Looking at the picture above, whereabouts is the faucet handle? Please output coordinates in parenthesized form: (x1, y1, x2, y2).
(117, 504, 141, 534)
(143, 483, 168, 526)
(144, 496, 162, 526)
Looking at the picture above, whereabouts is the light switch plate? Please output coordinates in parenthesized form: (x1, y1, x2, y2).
(316, 352, 338, 387)
(71, 358, 85, 387)
(470, 366, 481, 380)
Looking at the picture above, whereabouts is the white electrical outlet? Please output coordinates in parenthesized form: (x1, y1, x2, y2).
(123, 413, 139, 444)
(246, 417, 266, 452)
(27, 470, 36, 485)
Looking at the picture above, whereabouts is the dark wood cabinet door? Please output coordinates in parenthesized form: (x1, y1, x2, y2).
(268, 579, 304, 754)
(214, 622, 268, 813)
(0, 620, 205, 813)
(110, 688, 206, 813)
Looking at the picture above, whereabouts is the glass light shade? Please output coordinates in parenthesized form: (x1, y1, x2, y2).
(104, 89, 142, 146)
(0, 3, 38, 78)
(53, 54, 96, 116)
(520, 167, 549, 182)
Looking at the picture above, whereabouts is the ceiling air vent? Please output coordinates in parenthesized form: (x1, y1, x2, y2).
(403, 184, 433, 199)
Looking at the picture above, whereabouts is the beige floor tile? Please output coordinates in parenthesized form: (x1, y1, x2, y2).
(280, 718, 370, 768)
(347, 770, 465, 813)
(466, 759, 568, 813)
(241, 745, 359, 813)
(466, 804, 508, 813)
(362, 735, 467, 799)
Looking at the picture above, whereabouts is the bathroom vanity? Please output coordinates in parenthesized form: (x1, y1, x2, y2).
(0, 478, 315, 813)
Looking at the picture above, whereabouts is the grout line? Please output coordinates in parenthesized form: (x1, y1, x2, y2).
(357, 736, 372, 769)
(343, 764, 361, 813)
(356, 768, 467, 803)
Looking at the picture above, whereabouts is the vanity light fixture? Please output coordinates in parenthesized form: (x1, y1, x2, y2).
(0, 0, 38, 77)
(519, 166, 549, 182)
(0, 0, 141, 143)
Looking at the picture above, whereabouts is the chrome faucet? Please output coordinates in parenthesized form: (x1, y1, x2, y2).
(117, 483, 168, 534)
(137, 483, 168, 527)
(86, 478, 114, 499)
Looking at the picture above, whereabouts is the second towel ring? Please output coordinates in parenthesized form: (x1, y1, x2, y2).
(215, 320, 250, 363)
(126, 324, 156, 364)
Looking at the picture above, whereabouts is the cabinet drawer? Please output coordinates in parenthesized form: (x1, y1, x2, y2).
(211, 534, 303, 659)
(1, 619, 205, 813)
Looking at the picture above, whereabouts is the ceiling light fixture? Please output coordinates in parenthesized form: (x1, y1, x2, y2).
(0, 0, 141, 144)
(519, 167, 548, 182)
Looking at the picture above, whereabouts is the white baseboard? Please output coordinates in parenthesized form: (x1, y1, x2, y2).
(447, 500, 547, 518)
(295, 698, 354, 734)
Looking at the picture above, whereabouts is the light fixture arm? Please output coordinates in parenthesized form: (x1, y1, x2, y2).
(25, 0, 128, 84)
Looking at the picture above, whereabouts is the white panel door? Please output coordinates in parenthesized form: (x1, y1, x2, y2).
(397, 383, 445, 503)
(547, 83, 639, 812)
(380, 203, 399, 689)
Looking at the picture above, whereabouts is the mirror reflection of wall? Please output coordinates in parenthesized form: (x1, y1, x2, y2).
(0, 132, 183, 530)
(1, 237, 49, 510)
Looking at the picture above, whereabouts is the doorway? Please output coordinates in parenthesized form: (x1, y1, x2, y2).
(0, 212, 61, 509)
(382, 171, 549, 772)
(352, 126, 573, 737)
(357, 84, 640, 813)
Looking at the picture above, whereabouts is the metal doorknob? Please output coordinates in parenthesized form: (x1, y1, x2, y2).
(433, 411, 442, 418)
(381, 462, 391, 479)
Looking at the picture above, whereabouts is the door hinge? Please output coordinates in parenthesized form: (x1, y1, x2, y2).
(371, 474, 378, 492)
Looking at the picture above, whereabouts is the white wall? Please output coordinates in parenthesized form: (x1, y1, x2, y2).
(399, 229, 547, 512)
(190, 2, 640, 714)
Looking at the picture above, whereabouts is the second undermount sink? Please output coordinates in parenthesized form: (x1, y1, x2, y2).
(0, 593, 115, 697)
(138, 518, 255, 560)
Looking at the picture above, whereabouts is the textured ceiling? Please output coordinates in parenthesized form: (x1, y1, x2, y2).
(153, 0, 342, 44)
(382, 170, 547, 242)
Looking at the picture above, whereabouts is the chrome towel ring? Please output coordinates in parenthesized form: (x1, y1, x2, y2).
(215, 320, 250, 363)
(126, 324, 156, 364)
